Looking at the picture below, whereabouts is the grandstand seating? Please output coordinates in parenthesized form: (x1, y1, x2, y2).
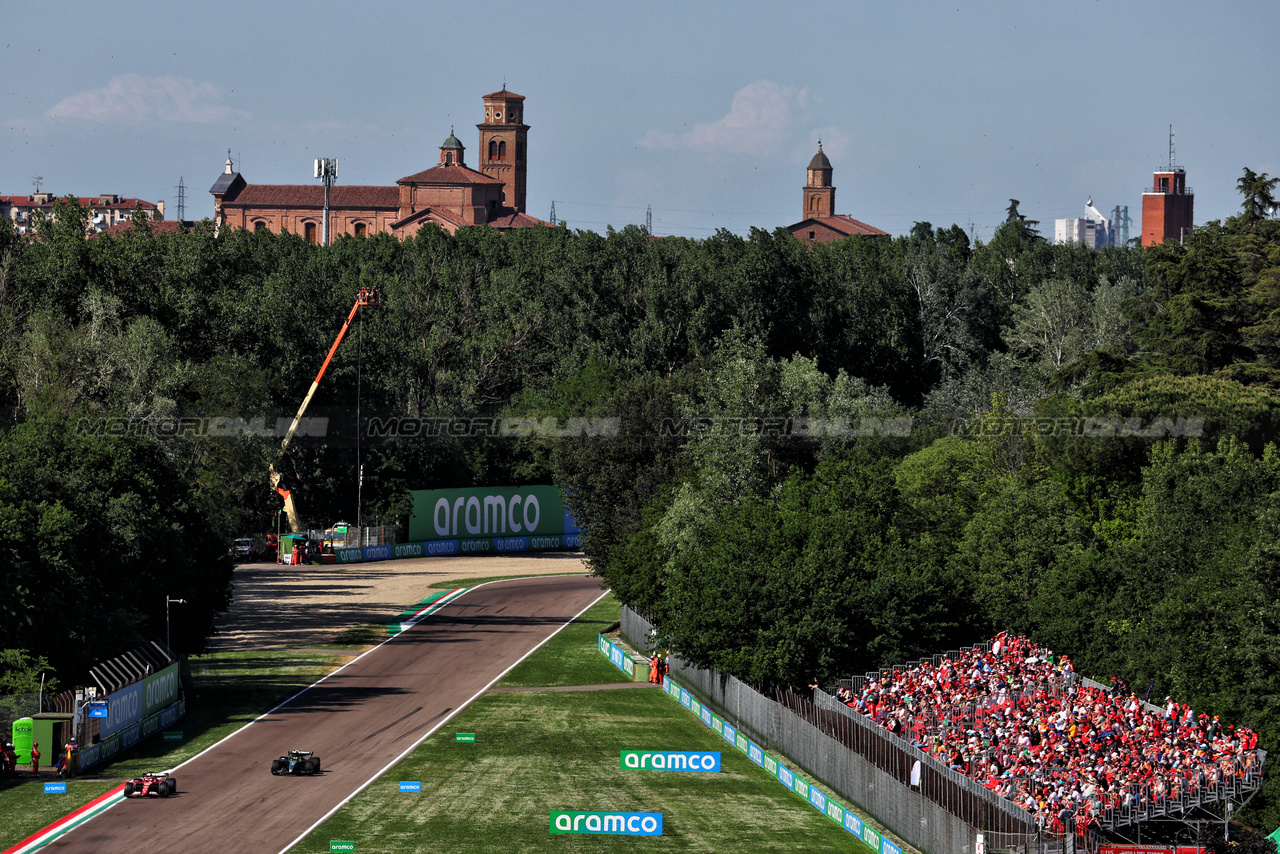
(834, 633, 1265, 835)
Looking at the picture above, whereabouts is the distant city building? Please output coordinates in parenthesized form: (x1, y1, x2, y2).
(1055, 197, 1114, 249)
(0, 193, 163, 236)
(210, 89, 544, 242)
(786, 143, 888, 245)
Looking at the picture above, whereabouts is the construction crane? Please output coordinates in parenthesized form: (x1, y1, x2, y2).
(271, 285, 380, 532)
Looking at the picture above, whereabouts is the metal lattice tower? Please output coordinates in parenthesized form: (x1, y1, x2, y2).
(646, 205, 652, 234)
(549, 201, 557, 226)
(176, 177, 186, 221)
(313, 158, 338, 246)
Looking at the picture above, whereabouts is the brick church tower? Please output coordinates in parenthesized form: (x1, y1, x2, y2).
(803, 143, 835, 219)
(477, 89, 529, 214)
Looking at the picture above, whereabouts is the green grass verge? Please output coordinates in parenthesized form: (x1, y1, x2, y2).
(0, 780, 118, 850)
(289, 689, 863, 853)
(326, 623, 388, 648)
(291, 592, 905, 853)
(0, 649, 344, 848)
(496, 591, 632, 688)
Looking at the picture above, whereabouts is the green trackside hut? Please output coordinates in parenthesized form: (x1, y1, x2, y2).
(278, 533, 310, 563)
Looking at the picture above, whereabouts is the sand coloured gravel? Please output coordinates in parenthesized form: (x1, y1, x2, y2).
(208, 550, 591, 651)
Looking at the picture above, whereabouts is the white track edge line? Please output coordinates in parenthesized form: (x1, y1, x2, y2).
(39, 573, 592, 850)
(277, 582, 610, 854)
(41, 585, 477, 848)
(159, 586, 471, 775)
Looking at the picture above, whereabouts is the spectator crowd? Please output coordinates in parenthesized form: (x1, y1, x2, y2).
(834, 633, 1262, 835)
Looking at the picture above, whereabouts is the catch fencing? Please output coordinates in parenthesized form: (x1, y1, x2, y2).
(621, 607, 1074, 854)
(314, 525, 399, 548)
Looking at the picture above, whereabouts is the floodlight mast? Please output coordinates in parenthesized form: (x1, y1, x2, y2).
(270, 285, 380, 533)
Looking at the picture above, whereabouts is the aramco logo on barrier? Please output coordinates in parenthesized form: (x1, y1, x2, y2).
(549, 812, 663, 836)
(620, 750, 721, 772)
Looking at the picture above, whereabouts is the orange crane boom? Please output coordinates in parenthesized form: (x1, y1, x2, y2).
(270, 286, 379, 532)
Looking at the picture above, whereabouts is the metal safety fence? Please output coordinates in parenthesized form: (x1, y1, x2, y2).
(621, 607, 1074, 854)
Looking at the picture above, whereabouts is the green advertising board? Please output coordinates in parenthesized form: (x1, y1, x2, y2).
(408, 486, 567, 542)
(456, 733, 476, 743)
(330, 842, 355, 853)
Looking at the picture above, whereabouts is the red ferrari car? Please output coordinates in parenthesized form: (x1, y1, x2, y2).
(123, 771, 177, 797)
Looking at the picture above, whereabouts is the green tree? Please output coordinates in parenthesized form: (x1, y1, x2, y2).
(1237, 167, 1279, 227)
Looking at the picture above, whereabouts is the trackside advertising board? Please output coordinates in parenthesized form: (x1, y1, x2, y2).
(598, 640, 905, 854)
(550, 812, 663, 836)
(597, 635, 643, 680)
(408, 486, 577, 544)
(99, 663, 181, 738)
(621, 750, 721, 772)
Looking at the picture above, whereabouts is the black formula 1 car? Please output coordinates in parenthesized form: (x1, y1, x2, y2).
(271, 749, 321, 775)
(123, 771, 176, 797)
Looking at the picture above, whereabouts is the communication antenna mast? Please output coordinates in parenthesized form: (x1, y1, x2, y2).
(1168, 124, 1176, 171)
(32, 176, 43, 194)
(549, 200, 557, 226)
(176, 177, 186, 221)
(313, 158, 338, 246)
(646, 204, 652, 234)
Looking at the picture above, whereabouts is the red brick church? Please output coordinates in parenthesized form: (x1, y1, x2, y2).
(210, 89, 544, 241)
(787, 143, 887, 245)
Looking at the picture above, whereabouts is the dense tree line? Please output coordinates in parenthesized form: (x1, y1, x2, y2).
(1, 170, 1278, 827)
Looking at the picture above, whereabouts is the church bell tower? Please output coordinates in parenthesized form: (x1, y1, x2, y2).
(803, 143, 835, 219)
(477, 89, 529, 213)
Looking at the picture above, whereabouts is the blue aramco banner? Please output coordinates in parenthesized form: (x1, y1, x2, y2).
(549, 812, 663, 836)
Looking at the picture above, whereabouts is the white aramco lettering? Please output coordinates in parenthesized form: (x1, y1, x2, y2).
(508, 494, 523, 532)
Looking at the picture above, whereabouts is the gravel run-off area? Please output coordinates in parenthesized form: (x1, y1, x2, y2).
(208, 550, 592, 651)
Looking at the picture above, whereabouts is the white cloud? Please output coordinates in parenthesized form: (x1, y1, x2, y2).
(638, 81, 806, 157)
(43, 75, 250, 124)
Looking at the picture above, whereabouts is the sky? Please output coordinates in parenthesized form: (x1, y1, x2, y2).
(3, 1, 1278, 242)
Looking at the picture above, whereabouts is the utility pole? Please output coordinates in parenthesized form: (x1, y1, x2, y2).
(314, 158, 338, 246)
(165, 596, 187, 652)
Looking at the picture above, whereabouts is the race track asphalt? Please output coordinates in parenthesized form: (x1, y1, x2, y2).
(45, 574, 607, 854)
